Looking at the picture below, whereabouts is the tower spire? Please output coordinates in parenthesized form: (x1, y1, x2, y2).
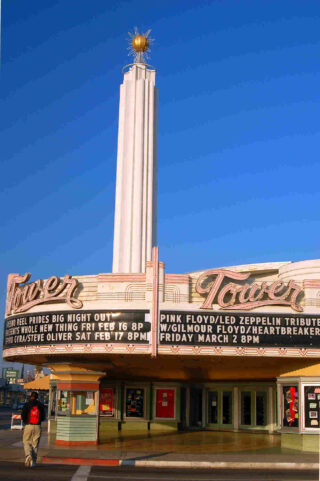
(112, 31, 158, 273)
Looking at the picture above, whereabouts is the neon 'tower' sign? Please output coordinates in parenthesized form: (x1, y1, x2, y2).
(6, 273, 83, 315)
(195, 269, 303, 312)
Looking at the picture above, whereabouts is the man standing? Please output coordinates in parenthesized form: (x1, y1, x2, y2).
(21, 391, 46, 467)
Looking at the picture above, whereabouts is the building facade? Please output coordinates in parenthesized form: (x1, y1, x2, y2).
(3, 34, 320, 451)
(3, 257, 320, 450)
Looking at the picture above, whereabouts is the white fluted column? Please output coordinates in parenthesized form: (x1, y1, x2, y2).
(112, 64, 158, 273)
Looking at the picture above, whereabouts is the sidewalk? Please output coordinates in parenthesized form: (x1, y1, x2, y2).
(1, 425, 319, 471)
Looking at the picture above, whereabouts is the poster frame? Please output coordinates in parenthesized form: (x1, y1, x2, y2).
(123, 384, 148, 421)
(153, 385, 177, 421)
(301, 382, 320, 433)
(276, 378, 300, 433)
(99, 386, 118, 419)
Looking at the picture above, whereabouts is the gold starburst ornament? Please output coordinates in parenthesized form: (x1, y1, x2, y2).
(128, 28, 154, 64)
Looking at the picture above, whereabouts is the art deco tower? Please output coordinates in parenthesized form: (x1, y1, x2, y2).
(112, 30, 158, 273)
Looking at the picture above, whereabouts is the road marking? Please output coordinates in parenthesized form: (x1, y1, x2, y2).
(71, 465, 91, 481)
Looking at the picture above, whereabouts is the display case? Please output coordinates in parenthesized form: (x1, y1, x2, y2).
(277, 378, 320, 434)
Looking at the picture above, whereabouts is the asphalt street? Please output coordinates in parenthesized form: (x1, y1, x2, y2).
(0, 407, 14, 429)
(0, 463, 318, 481)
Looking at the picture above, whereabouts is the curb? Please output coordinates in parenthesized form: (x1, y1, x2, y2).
(41, 457, 319, 471)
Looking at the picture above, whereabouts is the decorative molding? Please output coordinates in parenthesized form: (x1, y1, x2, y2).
(164, 285, 180, 303)
(98, 273, 146, 283)
(304, 280, 320, 289)
(55, 440, 98, 446)
(2, 343, 152, 357)
(3, 343, 320, 359)
(97, 283, 151, 301)
(165, 274, 190, 284)
(151, 247, 159, 357)
(57, 382, 100, 390)
(125, 284, 146, 301)
(157, 345, 320, 358)
(305, 300, 320, 307)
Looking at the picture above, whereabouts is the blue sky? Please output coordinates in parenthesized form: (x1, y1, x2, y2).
(1, 0, 320, 369)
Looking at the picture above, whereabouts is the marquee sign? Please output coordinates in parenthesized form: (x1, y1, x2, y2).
(195, 269, 303, 312)
(6, 273, 83, 316)
(159, 311, 320, 349)
(3, 310, 151, 349)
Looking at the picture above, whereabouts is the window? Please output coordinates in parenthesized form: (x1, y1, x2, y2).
(57, 390, 97, 416)
(57, 390, 70, 415)
(49, 385, 57, 418)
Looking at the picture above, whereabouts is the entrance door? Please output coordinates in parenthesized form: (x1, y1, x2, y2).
(208, 391, 218, 424)
(179, 387, 187, 429)
(239, 389, 268, 428)
(189, 388, 202, 427)
(207, 390, 233, 427)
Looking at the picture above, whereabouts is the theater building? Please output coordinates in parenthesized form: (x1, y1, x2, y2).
(3, 33, 320, 452)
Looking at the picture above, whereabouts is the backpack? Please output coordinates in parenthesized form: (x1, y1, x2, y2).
(29, 405, 40, 424)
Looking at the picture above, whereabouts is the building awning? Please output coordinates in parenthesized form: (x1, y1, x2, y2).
(24, 375, 50, 391)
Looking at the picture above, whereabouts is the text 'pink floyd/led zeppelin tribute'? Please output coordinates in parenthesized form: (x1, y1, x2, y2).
(3, 31, 320, 451)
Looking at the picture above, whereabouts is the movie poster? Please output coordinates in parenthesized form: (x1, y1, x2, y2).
(99, 388, 114, 417)
(282, 386, 299, 427)
(156, 389, 175, 418)
(126, 388, 144, 418)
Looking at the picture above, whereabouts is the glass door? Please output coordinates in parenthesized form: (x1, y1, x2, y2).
(208, 391, 218, 424)
(190, 388, 203, 427)
(256, 391, 267, 426)
(239, 388, 268, 429)
(207, 389, 233, 428)
(240, 391, 252, 426)
(222, 391, 233, 425)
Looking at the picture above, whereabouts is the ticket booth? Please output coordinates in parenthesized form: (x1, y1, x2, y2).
(55, 382, 99, 445)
